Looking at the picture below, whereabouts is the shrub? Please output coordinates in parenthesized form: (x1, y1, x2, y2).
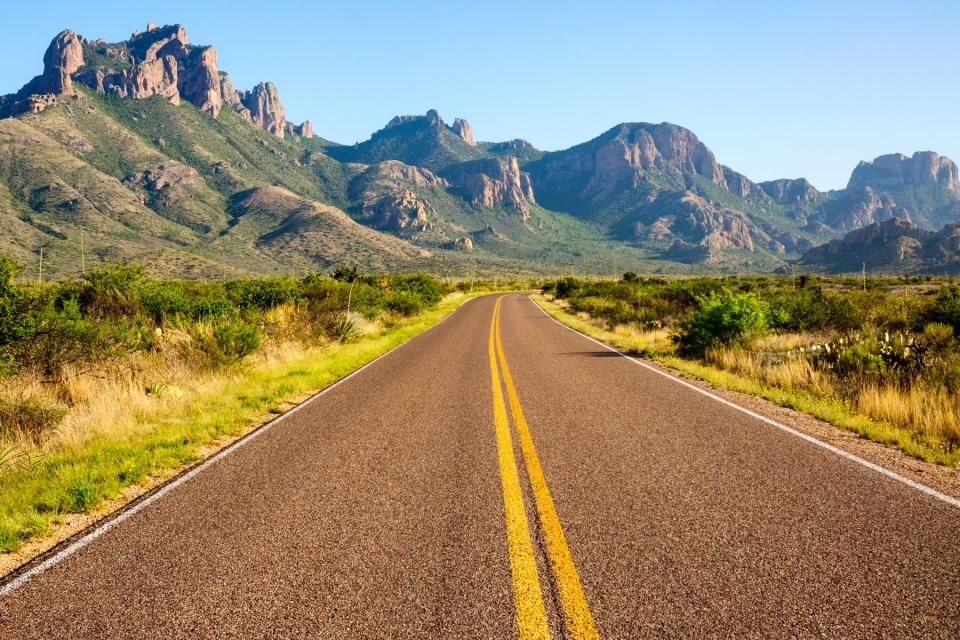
(924, 286, 960, 334)
(673, 290, 767, 356)
(388, 273, 443, 307)
(332, 314, 360, 343)
(82, 263, 146, 318)
(195, 320, 262, 367)
(225, 278, 302, 311)
(387, 292, 424, 317)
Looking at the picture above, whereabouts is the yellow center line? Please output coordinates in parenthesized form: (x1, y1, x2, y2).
(488, 297, 551, 639)
(495, 297, 601, 640)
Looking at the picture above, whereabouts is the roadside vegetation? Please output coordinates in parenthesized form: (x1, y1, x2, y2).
(538, 273, 960, 467)
(0, 257, 519, 554)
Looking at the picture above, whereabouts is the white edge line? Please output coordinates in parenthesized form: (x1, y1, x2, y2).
(0, 296, 480, 598)
(526, 294, 960, 510)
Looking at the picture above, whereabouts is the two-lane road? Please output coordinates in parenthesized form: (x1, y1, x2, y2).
(2, 294, 959, 638)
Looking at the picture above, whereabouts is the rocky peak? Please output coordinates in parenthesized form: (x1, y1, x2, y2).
(296, 121, 314, 138)
(759, 178, 820, 204)
(41, 29, 84, 94)
(451, 118, 474, 145)
(442, 157, 535, 219)
(240, 82, 286, 138)
(848, 151, 960, 193)
(813, 186, 908, 231)
(128, 24, 189, 61)
(533, 122, 729, 205)
(425, 109, 443, 127)
(488, 139, 534, 152)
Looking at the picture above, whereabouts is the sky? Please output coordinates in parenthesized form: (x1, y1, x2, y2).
(0, 0, 956, 190)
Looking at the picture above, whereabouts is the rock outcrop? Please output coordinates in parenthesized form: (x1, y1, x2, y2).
(348, 161, 448, 234)
(41, 29, 85, 94)
(448, 236, 474, 251)
(798, 217, 960, 273)
(848, 152, 960, 193)
(178, 47, 221, 116)
(286, 120, 314, 138)
(240, 82, 285, 138)
(628, 191, 789, 262)
(759, 178, 820, 205)
(451, 118, 474, 145)
(0, 23, 304, 135)
(442, 157, 535, 219)
(813, 186, 908, 231)
(359, 191, 433, 232)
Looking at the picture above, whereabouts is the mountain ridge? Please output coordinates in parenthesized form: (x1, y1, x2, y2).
(2, 22, 959, 276)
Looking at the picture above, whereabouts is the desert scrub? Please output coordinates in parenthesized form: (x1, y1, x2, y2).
(0, 258, 477, 553)
(540, 273, 960, 465)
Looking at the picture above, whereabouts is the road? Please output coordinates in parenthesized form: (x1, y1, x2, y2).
(2, 293, 959, 638)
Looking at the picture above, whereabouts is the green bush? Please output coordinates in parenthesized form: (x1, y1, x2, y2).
(386, 292, 424, 317)
(673, 290, 767, 356)
(196, 320, 263, 367)
(225, 278, 303, 311)
(82, 263, 146, 318)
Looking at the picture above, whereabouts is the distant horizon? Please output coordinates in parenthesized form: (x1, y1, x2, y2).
(1, 1, 956, 191)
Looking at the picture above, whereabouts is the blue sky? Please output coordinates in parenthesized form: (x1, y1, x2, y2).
(1, 0, 956, 190)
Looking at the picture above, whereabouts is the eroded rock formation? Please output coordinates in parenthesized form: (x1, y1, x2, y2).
(442, 157, 535, 219)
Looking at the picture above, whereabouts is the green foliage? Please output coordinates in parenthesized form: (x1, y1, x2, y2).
(225, 278, 303, 311)
(332, 315, 360, 343)
(82, 263, 146, 318)
(673, 291, 767, 355)
(0, 256, 448, 379)
(196, 320, 263, 367)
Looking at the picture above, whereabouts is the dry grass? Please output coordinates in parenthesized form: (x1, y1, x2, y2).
(857, 384, 960, 447)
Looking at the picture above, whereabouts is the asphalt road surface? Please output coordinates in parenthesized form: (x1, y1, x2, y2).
(2, 293, 959, 638)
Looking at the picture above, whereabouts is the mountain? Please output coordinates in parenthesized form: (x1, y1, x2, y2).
(2, 22, 959, 277)
(326, 110, 487, 171)
(799, 217, 960, 274)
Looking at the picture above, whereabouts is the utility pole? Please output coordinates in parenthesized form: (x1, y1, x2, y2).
(80, 231, 86, 276)
(862, 262, 866, 291)
(38, 246, 43, 284)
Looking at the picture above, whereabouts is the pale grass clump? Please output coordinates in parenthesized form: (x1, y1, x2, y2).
(857, 384, 960, 447)
(705, 345, 828, 393)
(610, 324, 672, 354)
(754, 332, 831, 352)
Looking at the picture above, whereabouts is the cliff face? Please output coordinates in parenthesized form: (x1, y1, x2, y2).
(0, 24, 289, 137)
(442, 157, 536, 220)
(798, 217, 960, 273)
(848, 152, 960, 193)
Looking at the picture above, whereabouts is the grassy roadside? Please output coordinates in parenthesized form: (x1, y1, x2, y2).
(0, 292, 484, 554)
(532, 293, 960, 468)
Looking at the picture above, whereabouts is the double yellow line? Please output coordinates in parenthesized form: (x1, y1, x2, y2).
(488, 296, 600, 640)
